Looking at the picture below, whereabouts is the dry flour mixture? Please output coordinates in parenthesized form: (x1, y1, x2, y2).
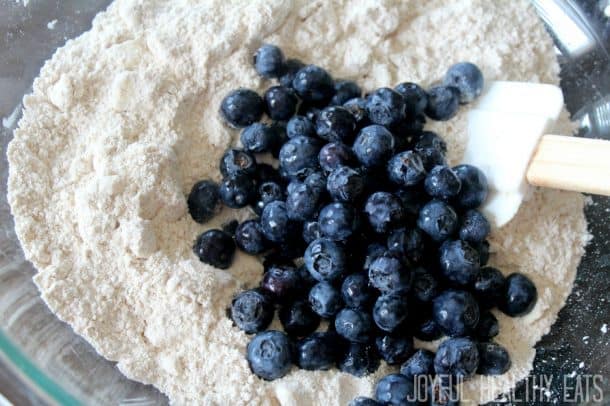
(7, 0, 589, 404)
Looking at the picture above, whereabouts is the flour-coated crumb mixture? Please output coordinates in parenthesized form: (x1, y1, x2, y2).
(7, 0, 590, 404)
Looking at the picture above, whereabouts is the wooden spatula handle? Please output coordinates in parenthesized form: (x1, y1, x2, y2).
(526, 135, 610, 196)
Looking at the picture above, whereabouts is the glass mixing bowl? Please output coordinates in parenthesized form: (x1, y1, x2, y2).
(0, 1, 608, 404)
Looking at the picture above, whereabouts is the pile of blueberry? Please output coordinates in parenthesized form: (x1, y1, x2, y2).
(188, 44, 538, 405)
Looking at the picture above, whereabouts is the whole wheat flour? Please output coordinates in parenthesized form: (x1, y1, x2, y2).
(7, 0, 590, 404)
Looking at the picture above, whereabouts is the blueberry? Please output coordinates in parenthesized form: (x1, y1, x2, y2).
(473, 266, 505, 308)
(286, 115, 315, 138)
(316, 106, 357, 142)
(330, 80, 362, 106)
(253, 44, 285, 78)
(364, 192, 405, 234)
(187, 180, 220, 224)
(279, 300, 320, 337)
(221, 219, 239, 236)
(452, 165, 488, 209)
(375, 373, 418, 406)
(235, 220, 268, 254)
(387, 151, 426, 187)
(261, 264, 300, 299)
(304, 171, 327, 194)
(394, 82, 428, 117)
(364, 242, 387, 270)
(292, 65, 335, 102)
(410, 267, 440, 302)
(219, 174, 256, 209)
(260, 201, 294, 243)
(459, 209, 490, 244)
(499, 273, 537, 317)
(424, 166, 461, 200)
(376, 335, 414, 365)
(253, 181, 285, 215)
(368, 253, 411, 293)
(255, 163, 283, 185)
(428, 378, 460, 406)
(295, 332, 340, 370)
(433, 290, 480, 337)
(286, 182, 321, 221)
(366, 88, 407, 127)
(263, 86, 298, 121)
(433, 337, 479, 379)
(304, 238, 347, 282)
(279, 136, 322, 180)
(400, 349, 435, 378)
(318, 202, 358, 241)
(326, 166, 365, 203)
(395, 189, 426, 218)
(341, 273, 375, 309)
(349, 397, 382, 406)
(373, 294, 409, 333)
(439, 240, 481, 285)
(220, 149, 257, 178)
(220, 88, 264, 128)
(279, 58, 305, 88)
(298, 103, 322, 122)
(343, 97, 369, 125)
(353, 125, 395, 168)
(417, 200, 458, 242)
(444, 62, 484, 104)
(297, 263, 318, 290)
(268, 121, 289, 158)
(241, 123, 281, 154)
(477, 342, 511, 375)
(231, 289, 274, 333)
(193, 229, 235, 269)
(302, 221, 322, 244)
(475, 311, 499, 340)
(414, 131, 448, 171)
(425, 86, 460, 121)
(246, 330, 293, 380)
(338, 343, 380, 377)
(414, 318, 443, 341)
(308, 281, 343, 318)
(387, 228, 425, 264)
(334, 308, 373, 343)
(319, 142, 356, 173)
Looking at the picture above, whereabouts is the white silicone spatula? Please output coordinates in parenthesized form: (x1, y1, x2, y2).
(462, 81, 610, 228)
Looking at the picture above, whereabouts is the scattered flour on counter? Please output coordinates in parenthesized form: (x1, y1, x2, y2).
(7, 0, 590, 405)
(47, 19, 58, 30)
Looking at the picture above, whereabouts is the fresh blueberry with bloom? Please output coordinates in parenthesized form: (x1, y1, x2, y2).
(339, 343, 380, 377)
(335, 308, 374, 343)
(246, 330, 293, 380)
(260, 201, 294, 243)
(279, 300, 320, 337)
(193, 229, 235, 269)
(387, 228, 425, 264)
(400, 349, 435, 378)
(220, 149, 257, 178)
(414, 131, 448, 170)
(304, 238, 347, 282)
(438, 239, 481, 285)
(327, 166, 365, 202)
(341, 273, 375, 309)
(318, 202, 358, 241)
(459, 209, 490, 243)
(409, 267, 440, 303)
(387, 151, 427, 187)
(330, 80, 362, 106)
(473, 266, 506, 308)
(231, 289, 274, 334)
(343, 97, 369, 125)
(375, 373, 418, 406)
(373, 294, 409, 333)
(394, 82, 428, 117)
(235, 220, 268, 254)
(366, 87, 407, 127)
(434, 337, 479, 379)
(319, 142, 356, 172)
(452, 164, 488, 209)
(261, 264, 300, 300)
(295, 332, 339, 370)
(286, 181, 321, 221)
(279, 136, 322, 180)
(417, 200, 458, 242)
(316, 106, 357, 142)
(252, 181, 285, 215)
(302, 221, 322, 244)
(253, 44, 285, 78)
(499, 273, 537, 317)
(364, 191, 405, 234)
(476, 342, 511, 375)
(444, 62, 484, 104)
(292, 65, 335, 102)
(264, 85, 298, 120)
(353, 125, 395, 167)
(279, 58, 305, 88)
(424, 165, 461, 200)
(219, 174, 257, 208)
(432, 289, 480, 337)
(375, 335, 414, 365)
(368, 253, 411, 293)
(425, 85, 460, 121)
(287, 115, 315, 138)
(187, 180, 220, 224)
(220, 88, 264, 128)
(476, 311, 499, 340)
(241, 123, 277, 153)
(308, 281, 343, 318)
